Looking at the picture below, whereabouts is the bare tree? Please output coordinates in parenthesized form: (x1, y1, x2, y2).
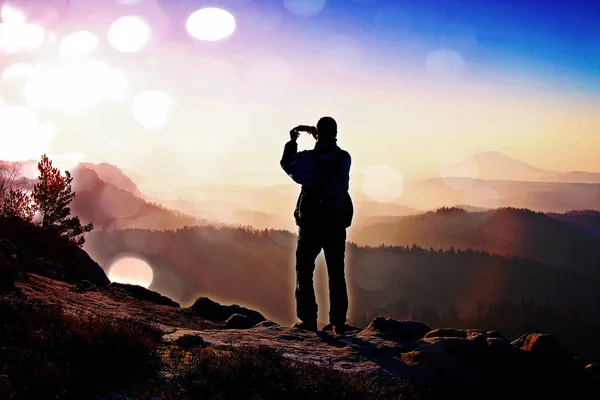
(0, 161, 24, 211)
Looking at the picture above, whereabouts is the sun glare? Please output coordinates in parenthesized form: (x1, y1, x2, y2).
(108, 256, 154, 288)
(108, 16, 151, 53)
(59, 30, 98, 59)
(186, 8, 236, 41)
(132, 90, 175, 129)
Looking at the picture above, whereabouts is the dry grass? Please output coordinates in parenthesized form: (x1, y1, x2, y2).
(0, 295, 164, 399)
(164, 344, 425, 400)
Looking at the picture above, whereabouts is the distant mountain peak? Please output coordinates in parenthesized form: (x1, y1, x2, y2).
(442, 151, 553, 182)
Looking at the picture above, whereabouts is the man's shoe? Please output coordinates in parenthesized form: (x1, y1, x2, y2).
(292, 321, 317, 332)
(321, 323, 334, 332)
(332, 324, 359, 335)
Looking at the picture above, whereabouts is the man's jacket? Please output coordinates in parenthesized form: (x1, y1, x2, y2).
(280, 140, 353, 228)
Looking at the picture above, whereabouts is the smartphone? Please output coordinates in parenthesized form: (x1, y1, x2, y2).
(296, 125, 315, 133)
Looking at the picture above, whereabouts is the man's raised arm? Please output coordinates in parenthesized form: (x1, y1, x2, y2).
(280, 128, 314, 186)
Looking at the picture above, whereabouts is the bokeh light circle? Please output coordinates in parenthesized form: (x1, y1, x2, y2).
(1, 4, 26, 24)
(107, 16, 151, 53)
(362, 165, 404, 203)
(426, 49, 465, 78)
(132, 90, 175, 129)
(0, 22, 45, 53)
(186, 7, 236, 41)
(59, 30, 98, 59)
(1, 62, 34, 85)
(283, 0, 326, 17)
(108, 256, 154, 288)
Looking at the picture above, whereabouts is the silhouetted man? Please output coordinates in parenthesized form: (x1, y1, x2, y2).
(280, 116, 353, 334)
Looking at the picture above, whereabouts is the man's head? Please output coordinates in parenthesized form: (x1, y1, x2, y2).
(316, 116, 337, 143)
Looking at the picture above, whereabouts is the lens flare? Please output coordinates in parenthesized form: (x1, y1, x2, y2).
(186, 8, 236, 41)
(108, 16, 151, 53)
(362, 165, 404, 203)
(108, 256, 154, 288)
(132, 90, 175, 129)
(59, 30, 98, 59)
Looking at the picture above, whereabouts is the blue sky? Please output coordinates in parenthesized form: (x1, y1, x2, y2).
(223, 0, 600, 93)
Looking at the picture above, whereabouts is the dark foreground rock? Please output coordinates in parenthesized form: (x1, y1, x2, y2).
(0, 239, 109, 287)
(187, 296, 266, 326)
(8, 273, 600, 400)
(224, 313, 256, 329)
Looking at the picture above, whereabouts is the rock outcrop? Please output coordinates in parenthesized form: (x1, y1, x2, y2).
(0, 239, 109, 287)
(7, 272, 600, 400)
(106, 282, 180, 308)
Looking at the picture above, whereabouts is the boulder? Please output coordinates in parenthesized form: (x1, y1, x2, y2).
(359, 317, 431, 341)
(174, 334, 205, 349)
(586, 363, 600, 376)
(425, 328, 469, 339)
(224, 314, 255, 329)
(254, 320, 279, 328)
(108, 283, 180, 308)
(511, 333, 570, 362)
(188, 297, 266, 326)
(425, 328, 493, 340)
(60, 247, 110, 287)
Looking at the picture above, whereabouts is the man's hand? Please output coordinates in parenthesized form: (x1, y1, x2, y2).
(290, 127, 300, 142)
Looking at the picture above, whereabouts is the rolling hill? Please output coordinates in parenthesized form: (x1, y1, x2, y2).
(350, 207, 600, 280)
(70, 165, 203, 230)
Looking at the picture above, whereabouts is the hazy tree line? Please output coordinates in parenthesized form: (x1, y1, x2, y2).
(85, 226, 600, 329)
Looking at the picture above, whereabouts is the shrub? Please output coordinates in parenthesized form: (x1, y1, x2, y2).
(0, 298, 163, 399)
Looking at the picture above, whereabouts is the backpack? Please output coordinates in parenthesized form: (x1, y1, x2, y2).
(293, 148, 354, 228)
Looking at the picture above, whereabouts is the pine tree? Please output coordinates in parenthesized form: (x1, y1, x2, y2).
(0, 189, 34, 220)
(32, 154, 93, 246)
